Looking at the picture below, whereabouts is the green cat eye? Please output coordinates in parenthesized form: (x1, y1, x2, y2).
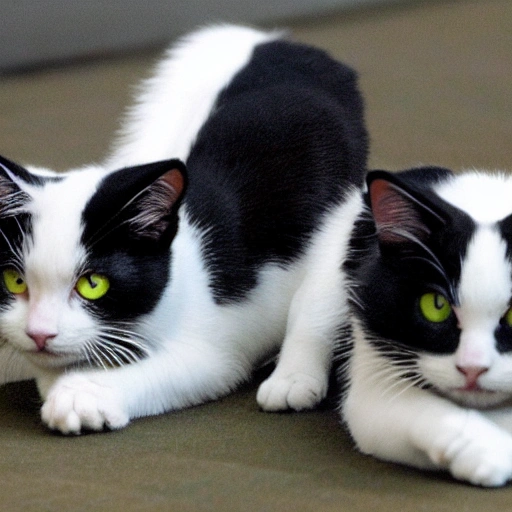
(3, 268, 27, 295)
(76, 273, 110, 300)
(504, 308, 512, 327)
(419, 292, 451, 323)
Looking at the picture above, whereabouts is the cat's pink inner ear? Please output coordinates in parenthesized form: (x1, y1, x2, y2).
(129, 167, 186, 240)
(369, 178, 428, 244)
(160, 168, 185, 205)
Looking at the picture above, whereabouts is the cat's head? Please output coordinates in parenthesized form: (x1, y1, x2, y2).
(349, 166, 512, 408)
(0, 154, 186, 370)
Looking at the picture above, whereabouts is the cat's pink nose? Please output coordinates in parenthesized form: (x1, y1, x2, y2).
(456, 365, 488, 390)
(26, 331, 57, 351)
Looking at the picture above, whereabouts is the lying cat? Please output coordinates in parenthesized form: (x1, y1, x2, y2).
(0, 25, 367, 434)
(267, 164, 512, 487)
(343, 168, 512, 487)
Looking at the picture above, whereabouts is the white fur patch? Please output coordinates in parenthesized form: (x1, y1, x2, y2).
(435, 171, 512, 224)
(0, 166, 108, 365)
(24, 167, 104, 283)
(106, 24, 281, 169)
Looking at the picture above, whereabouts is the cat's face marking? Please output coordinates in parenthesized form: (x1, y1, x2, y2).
(434, 172, 512, 224)
(0, 157, 186, 370)
(361, 169, 512, 409)
(434, 174, 512, 404)
(0, 167, 103, 366)
(419, 224, 512, 408)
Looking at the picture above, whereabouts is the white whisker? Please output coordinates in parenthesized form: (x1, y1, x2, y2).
(82, 340, 109, 371)
(78, 324, 151, 370)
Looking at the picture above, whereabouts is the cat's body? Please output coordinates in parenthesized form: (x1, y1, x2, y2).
(270, 163, 512, 487)
(339, 168, 512, 487)
(0, 25, 367, 433)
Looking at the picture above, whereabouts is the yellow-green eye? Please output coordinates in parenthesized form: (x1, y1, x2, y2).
(76, 273, 110, 300)
(504, 307, 512, 327)
(419, 292, 452, 323)
(3, 268, 27, 295)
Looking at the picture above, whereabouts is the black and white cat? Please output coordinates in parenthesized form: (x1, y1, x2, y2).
(0, 26, 367, 434)
(342, 168, 512, 487)
(269, 164, 512, 487)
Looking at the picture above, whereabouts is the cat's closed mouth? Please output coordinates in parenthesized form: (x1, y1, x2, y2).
(26, 349, 84, 369)
(454, 385, 494, 394)
(444, 386, 508, 410)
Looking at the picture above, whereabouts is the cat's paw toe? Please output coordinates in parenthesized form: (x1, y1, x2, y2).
(471, 463, 511, 487)
(450, 446, 512, 487)
(437, 413, 512, 487)
(41, 374, 129, 435)
(257, 372, 326, 412)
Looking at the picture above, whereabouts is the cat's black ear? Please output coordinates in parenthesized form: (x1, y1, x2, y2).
(367, 170, 447, 246)
(83, 159, 187, 246)
(128, 164, 186, 241)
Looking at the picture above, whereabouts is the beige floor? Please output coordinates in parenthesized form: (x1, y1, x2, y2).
(0, 1, 511, 510)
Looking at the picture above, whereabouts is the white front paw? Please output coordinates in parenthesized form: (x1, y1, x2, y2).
(431, 412, 512, 487)
(447, 432, 512, 486)
(41, 374, 129, 435)
(257, 372, 327, 412)
(449, 442, 512, 487)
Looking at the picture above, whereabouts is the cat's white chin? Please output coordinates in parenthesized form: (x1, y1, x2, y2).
(440, 387, 512, 409)
(24, 350, 85, 370)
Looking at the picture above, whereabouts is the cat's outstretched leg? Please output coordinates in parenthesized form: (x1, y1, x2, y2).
(255, 273, 339, 411)
(39, 339, 248, 434)
(344, 337, 512, 487)
(346, 388, 512, 486)
(38, 373, 130, 433)
(419, 410, 512, 487)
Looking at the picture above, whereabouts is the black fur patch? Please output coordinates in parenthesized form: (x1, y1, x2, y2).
(346, 167, 476, 358)
(185, 39, 368, 303)
(80, 160, 186, 322)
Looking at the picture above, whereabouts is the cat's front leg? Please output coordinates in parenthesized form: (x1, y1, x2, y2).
(416, 409, 512, 486)
(256, 272, 341, 412)
(39, 373, 129, 434)
(344, 380, 512, 487)
(39, 341, 246, 434)
(257, 204, 357, 412)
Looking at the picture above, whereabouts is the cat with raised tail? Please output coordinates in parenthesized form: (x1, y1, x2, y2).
(0, 25, 367, 434)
